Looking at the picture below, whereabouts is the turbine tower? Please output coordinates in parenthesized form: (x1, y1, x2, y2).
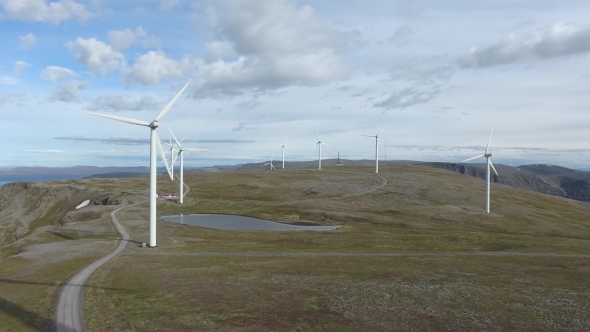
(361, 124, 387, 174)
(462, 128, 498, 214)
(264, 154, 276, 170)
(168, 127, 207, 205)
(278, 137, 288, 169)
(315, 130, 330, 170)
(87, 81, 189, 247)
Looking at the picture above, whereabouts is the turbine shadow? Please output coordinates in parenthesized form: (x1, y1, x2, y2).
(0, 296, 63, 332)
(46, 231, 76, 241)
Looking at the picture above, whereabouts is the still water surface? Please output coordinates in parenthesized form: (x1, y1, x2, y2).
(161, 214, 341, 231)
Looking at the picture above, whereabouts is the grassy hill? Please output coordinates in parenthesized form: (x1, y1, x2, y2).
(2, 165, 590, 331)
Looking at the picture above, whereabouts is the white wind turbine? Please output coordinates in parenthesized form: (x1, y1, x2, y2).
(315, 130, 330, 170)
(162, 137, 177, 179)
(168, 127, 207, 205)
(361, 124, 387, 174)
(462, 128, 498, 214)
(264, 154, 276, 170)
(87, 82, 190, 247)
(278, 137, 288, 169)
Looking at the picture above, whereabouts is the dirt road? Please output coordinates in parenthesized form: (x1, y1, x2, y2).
(53, 203, 139, 332)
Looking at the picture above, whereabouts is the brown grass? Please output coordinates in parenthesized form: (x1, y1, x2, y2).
(4, 164, 590, 331)
(86, 254, 590, 331)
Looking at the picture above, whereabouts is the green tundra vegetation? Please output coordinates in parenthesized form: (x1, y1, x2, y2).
(2, 165, 590, 331)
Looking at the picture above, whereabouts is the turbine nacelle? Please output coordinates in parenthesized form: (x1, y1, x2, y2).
(149, 120, 159, 129)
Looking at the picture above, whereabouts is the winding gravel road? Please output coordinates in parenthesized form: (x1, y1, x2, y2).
(54, 176, 190, 332)
(54, 202, 140, 332)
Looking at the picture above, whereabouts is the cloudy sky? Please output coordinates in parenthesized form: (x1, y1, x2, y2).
(1, 0, 589, 168)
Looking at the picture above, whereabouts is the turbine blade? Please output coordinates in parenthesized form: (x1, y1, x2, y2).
(179, 137, 186, 143)
(360, 135, 375, 137)
(377, 123, 388, 136)
(161, 141, 173, 147)
(378, 138, 384, 153)
(316, 129, 321, 141)
(168, 126, 182, 148)
(462, 155, 485, 163)
(489, 159, 499, 176)
(284, 137, 288, 145)
(154, 81, 190, 122)
(322, 142, 331, 147)
(86, 112, 149, 127)
(155, 131, 172, 180)
(485, 127, 494, 154)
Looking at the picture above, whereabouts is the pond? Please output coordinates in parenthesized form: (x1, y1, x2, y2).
(160, 214, 342, 231)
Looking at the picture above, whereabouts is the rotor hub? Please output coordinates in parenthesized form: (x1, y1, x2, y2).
(149, 120, 159, 129)
(485, 153, 492, 158)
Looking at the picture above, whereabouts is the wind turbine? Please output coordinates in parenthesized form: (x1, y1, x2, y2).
(264, 154, 276, 170)
(87, 81, 190, 247)
(278, 137, 288, 169)
(168, 127, 207, 205)
(162, 137, 177, 179)
(361, 124, 387, 174)
(315, 130, 330, 170)
(462, 128, 498, 214)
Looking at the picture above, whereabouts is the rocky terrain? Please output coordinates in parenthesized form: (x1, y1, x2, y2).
(422, 162, 590, 201)
(519, 164, 590, 200)
(0, 181, 119, 247)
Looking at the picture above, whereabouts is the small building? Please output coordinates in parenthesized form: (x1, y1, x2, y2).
(158, 193, 178, 198)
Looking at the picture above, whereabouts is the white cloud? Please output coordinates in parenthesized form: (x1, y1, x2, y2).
(190, 0, 358, 98)
(160, 0, 179, 11)
(85, 94, 161, 112)
(19, 33, 37, 49)
(13, 60, 29, 76)
(0, 0, 92, 24)
(0, 76, 20, 85)
(458, 23, 590, 68)
(66, 37, 125, 74)
(40, 66, 78, 82)
(49, 80, 89, 102)
(141, 35, 162, 49)
(123, 50, 191, 85)
(107, 26, 147, 50)
(203, 41, 235, 63)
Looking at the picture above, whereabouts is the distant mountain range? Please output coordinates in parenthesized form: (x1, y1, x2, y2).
(2, 161, 589, 201)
